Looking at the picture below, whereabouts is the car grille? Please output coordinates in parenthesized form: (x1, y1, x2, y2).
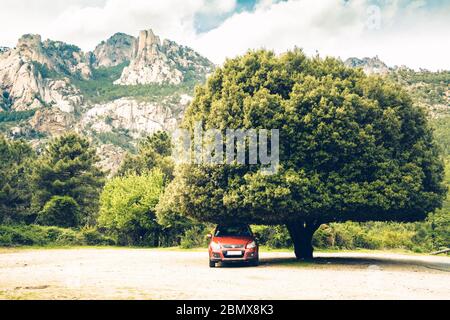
(222, 244, 245, 249)
(223, 251, 245, 258)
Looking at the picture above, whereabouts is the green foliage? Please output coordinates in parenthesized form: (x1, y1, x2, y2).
(313, 222, 420, 251)
(432, 116, 450, 156)
(180, 225, 210, 249)
(93, 130, 136, 152)
(0, 109, 36, 123)
(117, 131, 174, 180)
(167, 49, 446, 227)
(392, 69, 450, 85)
(389, 69, 450, 108)
(0, 136, 35, 223)
(36, 196, 80, 228)
(255, 221, 437, 252)
(72, 62, 194, 104)
(42, 41, 84, 77)
(80, 226, 116, 246)
(31, 62, 60, 79)
(0, 224, 115, 247)
(31, 133, 105, 226)
(0, 91, 12, 111)
(252, 225, 292, 249)
(427, 158, 450, 248)
(98, 170, 164, 246)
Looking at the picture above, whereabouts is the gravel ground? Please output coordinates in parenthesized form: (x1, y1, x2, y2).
(0, 248, 449, 300)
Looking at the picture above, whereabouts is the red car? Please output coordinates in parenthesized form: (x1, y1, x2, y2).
(208, 224, 259, 268)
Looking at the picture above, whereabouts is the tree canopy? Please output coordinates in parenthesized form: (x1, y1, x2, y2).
(98, 169, 164, 245)
(159, 49, 447, 259)
(117, 131, 174, 181)
(0, 136, 35, 223)
(31, 133, 105, 226)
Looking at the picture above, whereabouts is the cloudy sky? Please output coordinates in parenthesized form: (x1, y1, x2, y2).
(0, 0, 449, 70)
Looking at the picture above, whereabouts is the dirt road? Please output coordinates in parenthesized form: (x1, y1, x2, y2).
(0, 248, 449, 299)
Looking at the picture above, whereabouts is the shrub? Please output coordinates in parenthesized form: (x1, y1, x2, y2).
(80, 226, 115, 246)
(98, 170, 164, 246)
(254, 220, 442, 252)
(55, 229, 83, 245)
(180, 225, 209, 249)
(252, 225, 292, 249)
(37, 196, 80, 228)
(0, 224, 116, 247)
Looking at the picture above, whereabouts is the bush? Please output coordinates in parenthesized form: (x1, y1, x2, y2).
(37, 196, 80, 228)
(98, 170, 164, 246)
(80, 226, 116, 246)
(252, 225, 292, 249)
(0, 224, 116, 247)
(55, 229, 84, 245)
(180, 225, 210, 249)
(253, 220, 442, 252)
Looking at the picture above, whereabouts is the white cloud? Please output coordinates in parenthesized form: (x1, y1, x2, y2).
(0, 0, 228, 50)
(191, 0, 450, 71)
(0, 0, 448, 70)
(198, 0, 237, 14)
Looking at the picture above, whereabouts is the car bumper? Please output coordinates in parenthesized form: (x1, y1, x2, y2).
(210, 249, 258, 262)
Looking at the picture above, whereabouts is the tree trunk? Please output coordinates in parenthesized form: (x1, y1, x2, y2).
(287, 220, 321, 260)
(153, 229, 160, 247)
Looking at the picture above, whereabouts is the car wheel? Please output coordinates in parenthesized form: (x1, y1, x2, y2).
(251, 259, 259, 267)
(209, 260, 216, 268)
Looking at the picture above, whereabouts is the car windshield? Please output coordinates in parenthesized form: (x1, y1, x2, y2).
(215, 225, 252, 237)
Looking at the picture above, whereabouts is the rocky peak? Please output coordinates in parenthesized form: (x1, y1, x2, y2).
(0, 34, 87, 112)
(0, 46, 9, 54)
(17, 34, 43, 49)
(92, 33, 136, 68)
(15, 34, 51, 67)
(137, 29, 161, 58)
(115, 29, 214, 86)
(344, 56, 390, 75)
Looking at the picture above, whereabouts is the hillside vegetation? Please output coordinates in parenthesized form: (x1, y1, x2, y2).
(69, 62, 194, 104)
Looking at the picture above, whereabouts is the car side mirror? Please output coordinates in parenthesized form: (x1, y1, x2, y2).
(254, 232, 261, 241)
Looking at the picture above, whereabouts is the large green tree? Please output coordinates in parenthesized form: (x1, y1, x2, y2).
(98, 170, 164, 246)
(117, 132, 195, 245)
(32, 133, 105, 226)
(0, 136, 35, 223)
(159, 50, 447, 259)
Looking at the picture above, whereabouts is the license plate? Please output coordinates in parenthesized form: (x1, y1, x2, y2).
(227, 251, 242, 256)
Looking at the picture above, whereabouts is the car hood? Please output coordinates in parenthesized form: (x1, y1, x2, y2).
(213, 236, 253, 245)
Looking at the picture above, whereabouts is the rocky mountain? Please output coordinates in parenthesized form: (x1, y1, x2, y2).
(92, 33, 135, 68)
(115, 30, 213, 85)
(344, 56, 390, 75)
(0, 34, 88, 112)
(345, 56, 450, 118)
(0, 29, 214, 175)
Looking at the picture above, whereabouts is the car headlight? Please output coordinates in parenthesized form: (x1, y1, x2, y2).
(246, 241, 256, 249)
(210, 241, 221, 251)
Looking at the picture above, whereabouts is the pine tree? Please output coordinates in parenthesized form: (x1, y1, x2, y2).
(0, 136, 35, 223)
(32, 133, 105, 226)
